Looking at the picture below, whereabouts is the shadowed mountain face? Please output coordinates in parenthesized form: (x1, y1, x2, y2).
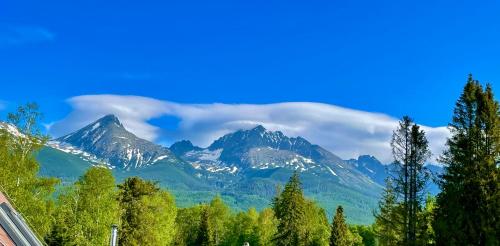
(55, 114, 179, 169)
(348, 155, 388, 185)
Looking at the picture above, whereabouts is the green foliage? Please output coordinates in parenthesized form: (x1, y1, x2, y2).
(208, 195, 232, 245)
(434, 75, 500, 245)
(304, 201, 330, 246)
(416, 195, 435, 246)
(0, 103, 59, 238)
(118, 177, 177, 246)
(374, 179, 401, 246)
(225, 208, 260, 246)
(330, 206, 350, 246)
(273, 171, 307, 246)
(174, 205, 204, 246)
(255, 208, 278, 245)
(349, 225, 377, 246)
(348, 230, 363, 246)
(47, 166, 119, 245)
(196, 205, 212, 246)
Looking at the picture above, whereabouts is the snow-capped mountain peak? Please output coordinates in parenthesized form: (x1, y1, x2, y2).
(54, 114, 178, 169)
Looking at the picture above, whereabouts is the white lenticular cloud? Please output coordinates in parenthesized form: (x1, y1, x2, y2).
(49, 95, 171, 142)
(49, 94, 450, 163)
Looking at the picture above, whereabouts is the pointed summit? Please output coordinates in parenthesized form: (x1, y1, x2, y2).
(95, 114, 123, 127)
(55, 115, 177, 169)
(251, 125, 266, 132)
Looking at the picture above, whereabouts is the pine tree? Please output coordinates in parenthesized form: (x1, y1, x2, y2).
(408, 123, 431, 244)
(329, 206, 350, 246)
(434, 75, 500, 245)
(390, 116, 430, 245)
(273, 171, 307, 246)
(374, 178, 402, 246)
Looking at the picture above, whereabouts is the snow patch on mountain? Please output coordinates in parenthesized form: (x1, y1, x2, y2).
(47, 140, 115, 169)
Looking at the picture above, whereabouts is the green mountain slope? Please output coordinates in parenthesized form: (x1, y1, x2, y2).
(36, 146, 379, 224)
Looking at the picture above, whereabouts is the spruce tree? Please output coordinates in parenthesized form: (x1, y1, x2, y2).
(434, 75, 500, 245)
(390, 116, 430, 245)
(329, 206, 349, 246)
(273, 171, 307, 246)
(374, 178, 401, 246)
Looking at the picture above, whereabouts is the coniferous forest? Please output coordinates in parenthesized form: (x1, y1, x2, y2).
(0, 75, 498, 245)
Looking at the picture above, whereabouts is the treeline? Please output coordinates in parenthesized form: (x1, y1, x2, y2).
(44, 168, 374, 246)
(0, 74, 498, 245)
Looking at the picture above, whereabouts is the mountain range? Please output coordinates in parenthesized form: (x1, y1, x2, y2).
(2, 115, 442, 224)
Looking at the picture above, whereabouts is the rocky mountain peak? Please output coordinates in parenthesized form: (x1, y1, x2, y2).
(55, 114, 178, 169)
(170, 140, 202, 156)
(250, 125, 266, 133)
(97, 114, 122, 126)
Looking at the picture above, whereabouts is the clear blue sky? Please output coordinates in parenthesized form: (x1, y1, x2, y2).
(1, 0, 499, 128)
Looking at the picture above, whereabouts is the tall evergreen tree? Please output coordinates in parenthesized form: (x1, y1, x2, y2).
(374, 178, 402, 246)
(390, 116, 430, 245)
(329, 206, 350, 246)
(273, 171, 307, 246)
(434, 75, 500, 245)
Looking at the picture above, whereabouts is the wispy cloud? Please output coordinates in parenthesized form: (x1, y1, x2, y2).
(0, 24, 55, 46)
(49, 95, 450, 163)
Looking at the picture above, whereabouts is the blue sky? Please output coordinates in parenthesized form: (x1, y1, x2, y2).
(0, 0, 498, 161)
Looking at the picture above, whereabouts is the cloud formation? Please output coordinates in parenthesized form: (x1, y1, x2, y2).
(0, 24, 55, 46)
(48, 95, 450, 163)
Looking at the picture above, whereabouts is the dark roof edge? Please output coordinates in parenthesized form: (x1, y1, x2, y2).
(0, 203, 43, 246)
